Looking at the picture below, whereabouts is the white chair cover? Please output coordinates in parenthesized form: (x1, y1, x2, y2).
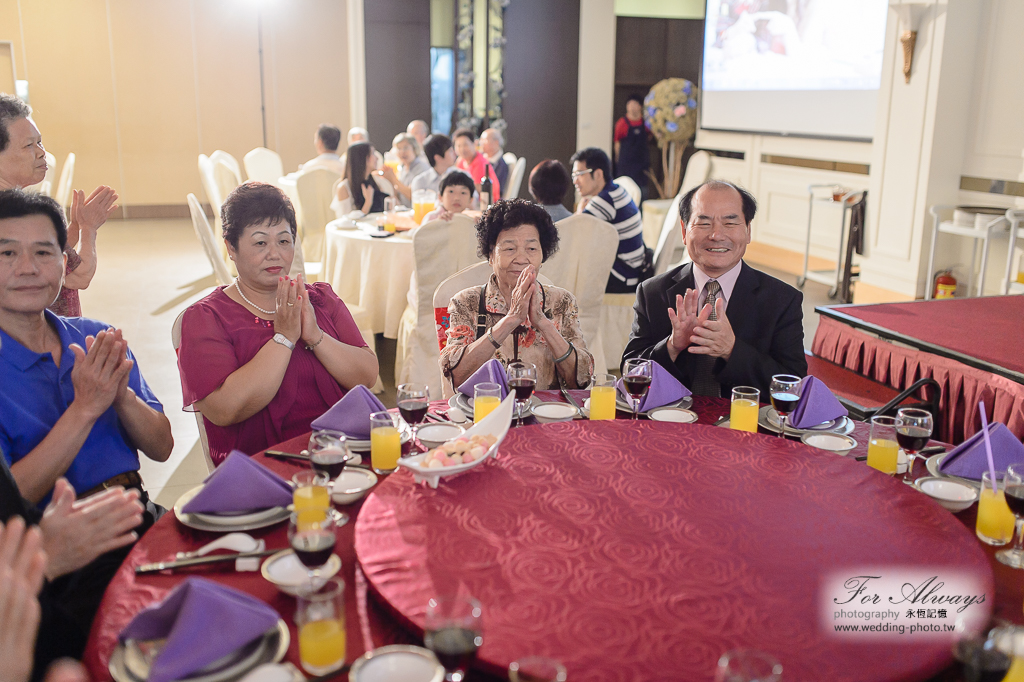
(296, 168, 341, 264)
(502, 151, 517, 169)
(652, 150, 711, 276)
(54, 153, 75, 209)
(542, 214, 618, 373)
(614, 175, 642, 207)
(243, 147, 284, 186)
(395, 214, 483, 397)
(503, 157, 526, 200)
(187, 193, 232, 287)
(210, 150, 243, 184)
(172, 310, 215, 473)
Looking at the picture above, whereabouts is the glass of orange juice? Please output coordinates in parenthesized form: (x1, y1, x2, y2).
(730, 386, 759, 433)
(296, 577, 346, 675)
(370, 411, 402, 474)
(978, 470, 1017, 546)
(474, 383, 502, 422)
(292, 470, 330, 512)
(589, 373, 617, 421)
(866, 415, 899, 475)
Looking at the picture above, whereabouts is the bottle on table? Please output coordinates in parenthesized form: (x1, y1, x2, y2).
(480, 165, 493, 209)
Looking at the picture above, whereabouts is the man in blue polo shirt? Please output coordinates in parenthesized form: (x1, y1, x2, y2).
(571, 146, 651, 293)
(0, 189, 172, 507)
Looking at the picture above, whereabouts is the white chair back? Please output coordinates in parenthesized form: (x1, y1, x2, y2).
(172, 311, 215, 473)
(543, 214, 618, 371)
(243, 147, 284, 186)
(614, 175, 642, 207)
(502, 151, 517, 169)
(54, 153, 75, 209)
(680, 149, 712, 195)
(212, 160, 241, 209)
(651, 151, 712, 275)
(503, 157, 526, 200)
(198, 154, 221, 212)
(296, 168, 341, 263)
(210, 150, 243, 184)
(187, 193, 232, 287)
(395, 214, 483, 396)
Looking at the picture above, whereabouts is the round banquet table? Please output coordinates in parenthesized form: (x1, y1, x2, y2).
(322, 220, 414, 338)
(82, 394, 1015, 682)
(355, 420, 994, 682)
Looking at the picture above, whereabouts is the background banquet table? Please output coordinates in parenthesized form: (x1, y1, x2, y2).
(813, 297, 1024, 445)
(321, 221, 414, 338)
(83, 394, 1010, 682)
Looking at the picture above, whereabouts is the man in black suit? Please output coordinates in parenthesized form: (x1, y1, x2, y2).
(622, 180, 806, 398)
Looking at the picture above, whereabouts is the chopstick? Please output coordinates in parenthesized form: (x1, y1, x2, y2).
(264, 449, 309, 461)
(135, 549, 281, 574)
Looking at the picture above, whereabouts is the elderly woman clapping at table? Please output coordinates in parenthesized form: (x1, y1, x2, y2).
(178, 182, 379, 465)
(440, 199, 594, 392)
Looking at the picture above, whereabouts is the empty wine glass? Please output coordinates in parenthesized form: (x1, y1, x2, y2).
(507, 362, 537, 426)
(895, 408, 933, 477)
(622, 358, 653, 420)
(769, 374, 802, 438)
(397, 383, 430, 451)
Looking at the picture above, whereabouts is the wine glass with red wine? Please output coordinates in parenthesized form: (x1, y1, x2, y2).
(507, 362, 537, 426)
(998, 464, 1024, 568)
(622, 358, 653, 420)
(895, 408, 933, 477)
(287, 507, 338, 589)
(397, 383, 430, 451)
(769, 374, 802, 438)
(424, 595, 482, 682)
(308, 430, 352, 482)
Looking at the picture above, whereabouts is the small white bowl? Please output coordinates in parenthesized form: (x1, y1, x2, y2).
(530, 402, 578, 424)
(416, 422, 465, 449)
(801, 432, 857, 457)
(261, 550, 341, 596)
(349, 645, 445, 682)
(916, 477, 979, 512)
(331, 467, 378, 504)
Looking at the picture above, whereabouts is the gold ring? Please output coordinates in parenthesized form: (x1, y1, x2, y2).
(286, 302, 295, 307)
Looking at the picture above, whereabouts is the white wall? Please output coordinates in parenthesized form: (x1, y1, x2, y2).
(576, 0, 616, 154)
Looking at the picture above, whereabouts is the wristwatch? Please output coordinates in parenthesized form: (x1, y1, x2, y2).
(271, 333, 295, 351)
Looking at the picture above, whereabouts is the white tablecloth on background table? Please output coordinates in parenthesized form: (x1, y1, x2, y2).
(322, 221, 414, 339)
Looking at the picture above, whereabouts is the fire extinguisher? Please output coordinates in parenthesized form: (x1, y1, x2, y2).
(933, 270, 956, 299)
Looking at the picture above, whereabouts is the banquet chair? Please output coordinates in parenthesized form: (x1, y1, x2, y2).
(614, 175, 642, 207)
(503, 157, 526, 200)
(502, 151, 517, 169)
(433, 261, 553, 399)
(295, 168, 341, 270)
(652, 150, 712, 276)
(198, 154, 223, 227)
(25, 151, 57, 196)
(210, 150, 243, 184)
(543, 214, 618, 373)
(395, 214, 483, 397)
(243, 147, 284, 186)
(187, 193, 232, 287)
(171, 311, 216, 473)
(54, 153, 75, 210)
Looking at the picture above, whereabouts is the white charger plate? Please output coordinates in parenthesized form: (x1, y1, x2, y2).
(190, 506, 284, 527)
(261, 550, 342, 596)
(647, 406, 699, 423)
(759, 405, 854, 436)
(344, 426, 412, 452)
(110, 620, 289, 682)
(448, 392, 540, 422)
(926, 452, 982, 491)
(174, 486, 290, 533)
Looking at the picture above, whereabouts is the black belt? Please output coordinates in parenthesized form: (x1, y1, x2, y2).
(79, 470, 144, 499)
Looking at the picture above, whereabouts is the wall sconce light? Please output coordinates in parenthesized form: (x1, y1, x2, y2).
(890, 2, 928, 84)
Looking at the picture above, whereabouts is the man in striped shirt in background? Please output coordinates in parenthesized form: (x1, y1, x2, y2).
(571, 147, 652, 293)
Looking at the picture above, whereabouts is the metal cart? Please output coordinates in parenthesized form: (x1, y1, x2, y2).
(798, 185, 866, 302)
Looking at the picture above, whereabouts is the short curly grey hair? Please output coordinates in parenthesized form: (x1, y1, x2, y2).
(0, 94, 32, 154)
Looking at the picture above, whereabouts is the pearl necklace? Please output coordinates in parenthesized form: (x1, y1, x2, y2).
(234, 280, 275, 316)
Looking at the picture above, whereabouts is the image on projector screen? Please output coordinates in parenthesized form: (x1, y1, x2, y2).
(703, 0, 889, 91)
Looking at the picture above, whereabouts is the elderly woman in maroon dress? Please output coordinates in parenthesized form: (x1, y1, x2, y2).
(177, 182, 379, 465)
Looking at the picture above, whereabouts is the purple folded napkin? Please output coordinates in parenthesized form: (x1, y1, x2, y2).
(616, 361, 691, 411)
(119, 577, 280, 682)
(181, 451, 292, 514)
(458, 358, 509, 400)
(939, 422, 1024, 480)
(789, 375, 848, 428)
(311, 384, 387, 440)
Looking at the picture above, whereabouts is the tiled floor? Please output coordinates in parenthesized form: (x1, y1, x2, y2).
(80, 218, 834, 508)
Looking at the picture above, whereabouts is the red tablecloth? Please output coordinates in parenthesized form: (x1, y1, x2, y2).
(813, 316, 1024, 444)
(355, 420, 992, 682)
(831, 297, 1024, 376)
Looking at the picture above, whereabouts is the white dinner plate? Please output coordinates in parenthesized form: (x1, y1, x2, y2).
(616, 393, 693, 413)
(448, 393, 540, 422)
(647, 407, 699, 423)
(344, 426, 412, 452)
(190, 506, 284, 527)
(173, 486, 290, 533)
(758, 405, 854, 437)
(261, 550, 342, 596)
(926, 452, 982, 490)
(110, 619, 289, 682)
